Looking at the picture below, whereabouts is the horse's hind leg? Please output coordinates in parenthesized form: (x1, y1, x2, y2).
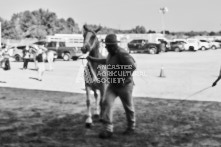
(94, 89, 100, 119)
(85, 86, 93, 128)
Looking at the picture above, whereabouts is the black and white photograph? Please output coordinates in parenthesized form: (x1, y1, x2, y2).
(0, 0, 221, 146)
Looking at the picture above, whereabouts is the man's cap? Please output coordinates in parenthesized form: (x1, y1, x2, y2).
(102, 34, 120, 44)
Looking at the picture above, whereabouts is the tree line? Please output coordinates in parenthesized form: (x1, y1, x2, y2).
(0, 9, 80, 40)
(0, 9, 221, 40)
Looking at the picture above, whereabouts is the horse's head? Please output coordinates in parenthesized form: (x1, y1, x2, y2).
(81, 25, 101, 54)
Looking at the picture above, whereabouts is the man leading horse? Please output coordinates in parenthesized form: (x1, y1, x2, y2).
(87, 33, 137, 139)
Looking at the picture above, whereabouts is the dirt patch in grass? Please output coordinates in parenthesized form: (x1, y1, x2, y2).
(0, 87, 221, 147)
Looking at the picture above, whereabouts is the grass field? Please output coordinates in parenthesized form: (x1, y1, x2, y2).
(0, 49, 221, 146)
(1, 89, 221, 147)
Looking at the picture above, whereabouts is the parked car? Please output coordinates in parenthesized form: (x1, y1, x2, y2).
(173, 39, 200, 51)
(214, 40, 221, 48)
(168, 41, 186, 52)
(209, 41, 220, 49)
(13, 45, 26, 62)
(199, 39, 210, 50)
(127, 39, 161, 54)
(46, 41, 83, 61)
(13, 45, 36, 62)
(186, 39, 201, 51)
(13, 43, 57, 62)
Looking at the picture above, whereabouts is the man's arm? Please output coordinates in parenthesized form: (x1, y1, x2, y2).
(87, 56, 106, 64)
(212, 69, 221, 87)
(118, 52, 137, 72)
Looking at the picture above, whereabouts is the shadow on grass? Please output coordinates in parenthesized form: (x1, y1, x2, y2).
(0, 87, 221, 146)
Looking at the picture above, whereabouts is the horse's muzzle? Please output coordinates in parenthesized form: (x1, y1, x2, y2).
(81, 47, 87, 54)
(81, 45, 90, 54)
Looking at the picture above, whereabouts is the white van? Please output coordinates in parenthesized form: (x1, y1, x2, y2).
(46, 34, 84, 48)
(173, 39, 200, 51)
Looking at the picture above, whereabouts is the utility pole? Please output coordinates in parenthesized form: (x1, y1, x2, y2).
(159, 7, 168, 36)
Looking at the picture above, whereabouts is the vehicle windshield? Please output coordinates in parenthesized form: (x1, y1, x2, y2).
(200, 40, 208, 42)
(47, 42, 57, 47)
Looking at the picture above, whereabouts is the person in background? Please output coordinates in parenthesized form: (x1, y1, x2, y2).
(0, 48, 5, 68)
(1, 46, 11, 70)
(212, 68, 221, 87)
(22, 45, 30, 70)
(36, 44, 47, 81)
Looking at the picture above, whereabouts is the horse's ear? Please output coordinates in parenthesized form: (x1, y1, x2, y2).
(94, 26, 102, 33)
(83, 24, 89, 31)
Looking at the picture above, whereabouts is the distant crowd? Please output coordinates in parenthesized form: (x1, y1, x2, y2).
(0, 43, 56, 81)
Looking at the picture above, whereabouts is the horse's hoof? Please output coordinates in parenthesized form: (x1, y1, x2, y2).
(85, 123, 93, 128)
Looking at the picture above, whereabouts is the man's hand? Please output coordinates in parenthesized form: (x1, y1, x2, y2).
(86, 56, 92, 61)
(79, 52, 89, 59)
(212, 82, 217, 87)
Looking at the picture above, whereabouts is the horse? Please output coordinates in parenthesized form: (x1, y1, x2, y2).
(81, 25, 107, 128)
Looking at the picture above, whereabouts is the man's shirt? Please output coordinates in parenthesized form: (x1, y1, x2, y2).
(106, 47, 136, 87)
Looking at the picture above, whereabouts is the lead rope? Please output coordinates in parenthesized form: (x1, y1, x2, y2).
(138, 74, 212, 106)
(80, 52, 98, 82)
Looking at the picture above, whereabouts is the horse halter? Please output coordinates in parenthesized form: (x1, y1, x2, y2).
(82, 25, 102, 53)
(82, 31, 99, 54)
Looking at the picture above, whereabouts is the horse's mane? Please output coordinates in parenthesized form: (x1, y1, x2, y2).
(83, 26, 107, 83)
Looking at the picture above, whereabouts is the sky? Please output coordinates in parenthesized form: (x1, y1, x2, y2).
(0, 0, 220, 32)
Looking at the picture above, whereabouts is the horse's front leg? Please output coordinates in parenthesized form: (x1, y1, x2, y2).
(94, 89, 100, 119)
(85, 86, 93, 128)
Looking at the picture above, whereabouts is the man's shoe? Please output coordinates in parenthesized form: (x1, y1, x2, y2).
(99, 131, 113, 139)
(122, 128, 135, 135)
